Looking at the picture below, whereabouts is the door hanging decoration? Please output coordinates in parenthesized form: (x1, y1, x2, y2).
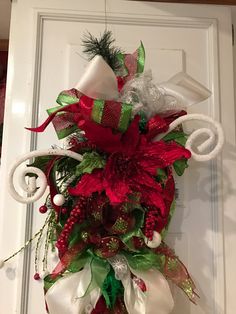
(1, 32, 224, 314)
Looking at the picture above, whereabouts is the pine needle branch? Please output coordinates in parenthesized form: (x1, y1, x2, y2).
(82, 31, 122, 71)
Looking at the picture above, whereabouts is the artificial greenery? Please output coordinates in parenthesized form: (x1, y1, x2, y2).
(82, 30, 122, 71)
(163, 131, 189, 176)
(75, 151, 105, 176)
(102, 268, 124, 309)
(173, 159, 189, 176)
(163, 131, 188, 147)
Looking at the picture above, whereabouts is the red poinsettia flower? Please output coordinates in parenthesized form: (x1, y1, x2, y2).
(68, 115, 191, 218)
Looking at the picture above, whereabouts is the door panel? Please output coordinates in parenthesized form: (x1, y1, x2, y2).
(0, 1, 234, 314)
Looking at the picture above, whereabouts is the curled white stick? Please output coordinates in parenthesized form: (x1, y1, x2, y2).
(8, 149, 83, 204)
(153, 113, 224, 162)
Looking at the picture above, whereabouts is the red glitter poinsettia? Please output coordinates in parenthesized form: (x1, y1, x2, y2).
(68, 115, 191, 218)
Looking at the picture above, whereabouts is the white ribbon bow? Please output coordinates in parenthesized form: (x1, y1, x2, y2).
(75, 55, 211, 110)
(109, 255, 174, 314)
(45, 256, 174, 314)
(45, 263, 101, 314)
(76, 55, 119, 100)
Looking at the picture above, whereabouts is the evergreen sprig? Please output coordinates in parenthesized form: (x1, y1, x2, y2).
(82, 31, 122, 71)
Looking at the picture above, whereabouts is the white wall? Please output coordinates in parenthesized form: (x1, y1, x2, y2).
(0, 0, 11, 39)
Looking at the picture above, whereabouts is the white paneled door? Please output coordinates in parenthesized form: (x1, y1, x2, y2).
(0, 1, 235, 313)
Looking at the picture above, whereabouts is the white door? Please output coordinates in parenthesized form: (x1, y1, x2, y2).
(0, 1, 235, 313)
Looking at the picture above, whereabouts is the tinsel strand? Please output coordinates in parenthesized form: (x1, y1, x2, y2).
(3, 231, 42, 263)
(4, 214, 50, 264)
(34, 212, 52, 273)
(42, 221, 53, 271)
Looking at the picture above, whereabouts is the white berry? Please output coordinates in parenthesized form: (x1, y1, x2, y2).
(145, 231, 162, 248)
(53, 194, 65, 206)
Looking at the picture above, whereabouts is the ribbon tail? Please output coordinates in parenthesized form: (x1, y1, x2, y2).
(160, 72, 211, 108)
(51, 243, 86, 278)
(109, 255, 174, 314)
(156, 242, 199, 304)
(26, 102, 80, 133)
(117, 42, 146, 85)
(26, 112, 59, 133)
(130, 268, 174, 314)
(45, 263, 101, 314)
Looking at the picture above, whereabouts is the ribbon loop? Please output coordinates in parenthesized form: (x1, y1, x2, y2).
(109, 255, 174, 314)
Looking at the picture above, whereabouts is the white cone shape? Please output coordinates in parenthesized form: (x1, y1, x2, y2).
(122, 268, 174, 314)
(75, 55, 119, 100)
(45, 264, 101, 314)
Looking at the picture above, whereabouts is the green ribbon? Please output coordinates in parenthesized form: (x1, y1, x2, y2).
(67, 251, 91, 273)
(46, 89, 81, 139)
(56, 89, 80, 106)
(124, 249, 165, 271)
(91, 99, 105, 124)
(137, 41, 145, 74)
(91, 99, 132, 133)
(45, 252, 110, 301)
(119, 103, 133, 133)
(44, 274, 63, 293)
(82, 255, 110, 298)
(120, 209, 145, 251)
(46, 105, 78, 139)
(116, 41, 145, 77)
(46, 89, 80, 119)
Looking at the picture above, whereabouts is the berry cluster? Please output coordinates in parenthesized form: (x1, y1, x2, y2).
(55, 197, 87, 255)
(144, 207, 159, 240)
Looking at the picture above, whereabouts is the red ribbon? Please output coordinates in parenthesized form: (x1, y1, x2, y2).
(155, 242, 199, 303)
(51, 243, 86, 279)
(146, 110, 187, 141)
(26, 102, 81, 133)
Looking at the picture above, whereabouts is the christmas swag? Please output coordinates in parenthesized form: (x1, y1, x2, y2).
(4, 32, 224, 314)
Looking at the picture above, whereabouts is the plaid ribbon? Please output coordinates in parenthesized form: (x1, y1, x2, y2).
(92, 100, 132, 133)
(46, 89, 81, 139)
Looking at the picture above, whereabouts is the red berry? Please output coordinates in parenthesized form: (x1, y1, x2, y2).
(71, 211, 79, 218)
(34, 273, 40, 280)
(39, 205, 48, 214)
(69, 137, 78, 146)
(61, 208, 67, 214)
